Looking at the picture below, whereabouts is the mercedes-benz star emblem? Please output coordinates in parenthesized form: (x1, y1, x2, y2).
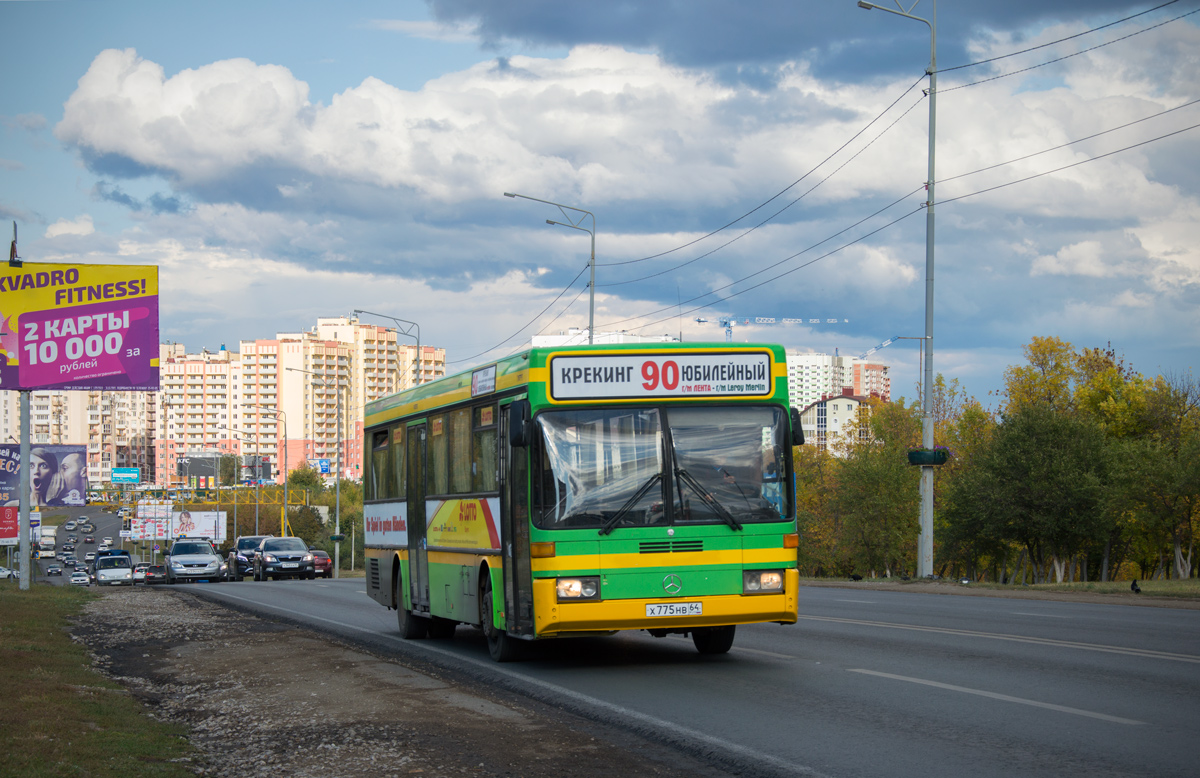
(662, 574, 682, 595)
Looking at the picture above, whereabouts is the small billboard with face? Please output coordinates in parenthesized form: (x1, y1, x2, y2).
(0, 443, 89, 509)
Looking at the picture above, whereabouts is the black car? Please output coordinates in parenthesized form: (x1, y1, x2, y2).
(45, 565, 63, 576)
(144, 564, 167, 584)
(253, 537, 315, 581)
(227, 535, 272, 580)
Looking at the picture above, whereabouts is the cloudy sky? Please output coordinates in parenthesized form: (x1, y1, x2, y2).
(2, 0, 1197, 404)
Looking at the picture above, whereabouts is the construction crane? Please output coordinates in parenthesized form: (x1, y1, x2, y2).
(695, 316, 849, 343)
(858, 335, 902, 360)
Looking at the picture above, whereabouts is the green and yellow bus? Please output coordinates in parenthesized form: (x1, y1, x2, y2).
(362, 342, 802, 661)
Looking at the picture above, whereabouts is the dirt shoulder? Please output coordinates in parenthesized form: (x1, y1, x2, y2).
(796, 578, 1200, 609)
(71, 587, 731, 778)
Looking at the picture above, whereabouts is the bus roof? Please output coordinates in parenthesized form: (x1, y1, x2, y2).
(365, 341, 788, 428)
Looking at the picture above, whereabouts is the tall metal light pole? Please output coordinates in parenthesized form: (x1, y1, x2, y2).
(287, 367, 342, 578)
(352, 310, 421, 388)
(857, 0, 937, 578)
(243, 405, 287, 535)
(217, 426, 260, 536)
(503, 192, 596, 344)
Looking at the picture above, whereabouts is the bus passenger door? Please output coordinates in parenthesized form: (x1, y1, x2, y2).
(406, 423, 430, 612)
(500, 399, 534, 637)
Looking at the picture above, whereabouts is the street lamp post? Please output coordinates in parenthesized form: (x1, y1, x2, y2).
(857, 0, 937, 578)
(352, 309, 421, 388)
(287, 367, 342, 578)
(243, 405, 287, 535)
(504, 192, 596, 344)
(217, 426, 261, 535)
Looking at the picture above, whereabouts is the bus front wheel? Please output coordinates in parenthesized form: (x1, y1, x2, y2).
(481, 583, 521, 662)
(396, 575, 428, 640)
(692, 625, 736, 655)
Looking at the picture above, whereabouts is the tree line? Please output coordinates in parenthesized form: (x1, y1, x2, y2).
(795, 337, 1199, 584)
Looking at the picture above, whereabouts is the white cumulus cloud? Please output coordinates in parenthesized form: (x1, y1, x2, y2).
(45, 215, 95, 238)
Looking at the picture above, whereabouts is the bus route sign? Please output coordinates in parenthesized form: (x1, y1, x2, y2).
(549, 351, 772, 402)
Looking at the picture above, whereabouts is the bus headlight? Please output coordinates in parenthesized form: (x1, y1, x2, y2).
(743, 570, 784, 594)
(556, 576, 601, 601)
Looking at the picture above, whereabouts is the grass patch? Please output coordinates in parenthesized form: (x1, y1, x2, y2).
(0, 582, 197, 778)
(977, 578, 1200, 598)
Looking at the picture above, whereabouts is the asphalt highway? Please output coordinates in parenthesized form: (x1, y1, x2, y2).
(184, 578, 1200, 778)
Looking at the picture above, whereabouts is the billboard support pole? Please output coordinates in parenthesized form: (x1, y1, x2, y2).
(18, 391, 30, 591)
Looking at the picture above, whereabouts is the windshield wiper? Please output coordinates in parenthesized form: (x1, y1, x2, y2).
(674, 468, 743, 531)
(598, 473, 663, 536)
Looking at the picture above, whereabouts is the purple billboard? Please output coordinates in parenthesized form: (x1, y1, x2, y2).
(0, 263, 159, 390)
(0, 444, 89, 509)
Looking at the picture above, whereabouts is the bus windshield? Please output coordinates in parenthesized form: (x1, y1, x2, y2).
(535, 405, 788, 531)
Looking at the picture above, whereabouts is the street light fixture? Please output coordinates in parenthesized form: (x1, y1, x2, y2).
(287, 367, 343, 578)
(242, 404, 287, 535)
(352, 309, 421, 388)
(857, 0, 938, 578)
(504, 192, 597, 344)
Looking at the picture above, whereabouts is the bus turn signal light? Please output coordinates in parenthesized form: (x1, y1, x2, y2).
(530, 542, 556, 558)
(783, 533, 799, 549)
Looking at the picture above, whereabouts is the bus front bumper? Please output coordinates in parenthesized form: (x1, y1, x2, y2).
(532, 569, 798, 636)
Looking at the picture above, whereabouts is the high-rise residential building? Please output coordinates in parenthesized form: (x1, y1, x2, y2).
(6, 315, 449, 490)
(155, 344, 239, 487)
(785, 351, 890, 409)
(797, 390, 873, 453)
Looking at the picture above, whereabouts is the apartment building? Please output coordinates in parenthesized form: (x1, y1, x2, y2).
(155, 344, 239, 487)
(786, 351, 890, 410)
(797, 390, 873, 453)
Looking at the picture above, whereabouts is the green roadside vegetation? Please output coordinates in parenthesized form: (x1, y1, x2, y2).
(0, 583, 197, 778)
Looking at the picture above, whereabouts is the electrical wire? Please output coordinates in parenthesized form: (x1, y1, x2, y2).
(599, 92, 929, 288)
(941, 5, 1200, 94)
(600, 119, 1200, 335)
(596, 75, 927, 267)
(937, 121, 1200, 207)
(938, 0, 1182, 73)
(937, 97, 1200, 185)
(445, 263, 589, 364)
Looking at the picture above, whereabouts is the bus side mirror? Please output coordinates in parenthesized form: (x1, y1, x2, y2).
(509, 400, 532, 448)
(790, 407, 804, 446)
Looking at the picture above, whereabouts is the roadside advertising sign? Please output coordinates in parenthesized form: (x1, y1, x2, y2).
(133, 499, 172, 540)
(0, 506, 17, 546)
(110, 467, 140, 484)
(0, 443, 89, 508)
(171, 510, 226, 542)
(0, 262, 159, 391)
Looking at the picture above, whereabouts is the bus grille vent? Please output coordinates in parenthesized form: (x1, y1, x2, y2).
(367, 558, 380, 592)
(639, 540, 704, 554)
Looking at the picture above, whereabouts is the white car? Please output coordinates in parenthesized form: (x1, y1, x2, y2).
(0, 566, 16, 580)
(133, 563, 150, 583)
(102, 537, 114, 545)
(65, 521, 77, 531)
(84, 552, 96, 562)
(94, 556, 134, 586)
(69, 571, 90, 586)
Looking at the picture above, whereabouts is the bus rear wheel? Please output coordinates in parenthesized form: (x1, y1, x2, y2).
(481, 583, 521, 662)
(396, 575, 428, 640)
(692, 625, 736, 655)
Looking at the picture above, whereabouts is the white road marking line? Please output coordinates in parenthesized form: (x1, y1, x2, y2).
(835, 599, 876, 604)
(205, 589, 828, 777)
(1011, 611, 1073, 618)
(665, 634, 795, 660)
(848, 669, 1145, 725)
(799, 615, 1200, 664)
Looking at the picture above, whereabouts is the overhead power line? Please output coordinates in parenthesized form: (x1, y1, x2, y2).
(939, 0, 1183, 73)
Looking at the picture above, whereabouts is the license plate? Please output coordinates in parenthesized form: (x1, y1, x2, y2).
(646, 602, 702, 617)
(281, 563, 298, 569)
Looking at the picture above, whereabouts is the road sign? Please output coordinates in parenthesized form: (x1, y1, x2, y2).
(29, 514, 41, 529)
(119, 530, 131, 538)
(111, 468, 141, 484)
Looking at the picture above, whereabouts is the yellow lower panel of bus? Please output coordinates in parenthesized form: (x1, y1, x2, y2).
(532, 568, 798, 636)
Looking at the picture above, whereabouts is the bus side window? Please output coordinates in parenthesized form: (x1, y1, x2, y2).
(369, 429, 390, 500)
(473, 404, 498, 493)
(448, 408, 472, 494)
(429, 414, 449, 495)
